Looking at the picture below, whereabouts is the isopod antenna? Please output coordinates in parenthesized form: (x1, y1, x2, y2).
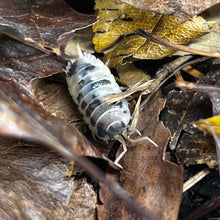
(77, 44, 83, 58)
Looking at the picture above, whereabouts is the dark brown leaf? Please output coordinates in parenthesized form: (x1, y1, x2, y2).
(176, 79, 220, 170)
(0, 0, 96, 55)
(161, 68, 219, 150)
(0, 38, 66, 97)
(161, 66, 220, 167)
(120, 0, 220, 20)
(176, 129, 217, 167)
(98, 99, 183, 220)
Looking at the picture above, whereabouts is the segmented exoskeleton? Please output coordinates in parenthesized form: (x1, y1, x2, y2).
(65, 47, 131, 143)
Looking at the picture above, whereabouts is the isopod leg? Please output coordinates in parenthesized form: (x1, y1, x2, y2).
(128, 136, 158, 147)
(114, 136, 127, 169)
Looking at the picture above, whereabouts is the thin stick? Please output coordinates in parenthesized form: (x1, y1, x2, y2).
(140, 56, 211, 110)
(183, 168, 210, 192)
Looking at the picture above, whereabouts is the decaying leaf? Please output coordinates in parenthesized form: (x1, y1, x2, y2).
(93, 0, 215, 66)
(120, 0, 220, 19)
(97, 99, 183, 220)
(176, 128, 217, 168)
(176, 81, 220, 170)
(161, 66, 220, 168)
(0, 0, 96, 56)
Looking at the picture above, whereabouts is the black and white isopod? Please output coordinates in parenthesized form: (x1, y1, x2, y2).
(65, 47, 131, 143)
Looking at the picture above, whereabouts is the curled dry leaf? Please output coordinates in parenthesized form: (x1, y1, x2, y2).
(0, 0, 96, 56)
(93, 0, 215, 66)
(121, 0, 220, 20)
(0, 81, 103, 159)
(0, 38, 84, 124)
(97, 99, 183, 220)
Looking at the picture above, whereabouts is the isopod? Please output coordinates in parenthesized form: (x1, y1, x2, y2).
(65, 47, 131, 143)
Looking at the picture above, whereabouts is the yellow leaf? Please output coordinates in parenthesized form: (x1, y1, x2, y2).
(93, 0, 162, 52)
(93, 0, 215, 67)
(193, 115, 220, 135)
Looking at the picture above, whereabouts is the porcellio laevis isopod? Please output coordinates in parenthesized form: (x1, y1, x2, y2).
(65, 47, 131, 142)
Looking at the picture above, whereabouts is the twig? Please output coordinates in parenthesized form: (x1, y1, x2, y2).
(183, 168, 210, 192)
(140, 56, 211, 110)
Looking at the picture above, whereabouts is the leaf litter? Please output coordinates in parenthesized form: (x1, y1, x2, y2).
(0, 0, 219, 219)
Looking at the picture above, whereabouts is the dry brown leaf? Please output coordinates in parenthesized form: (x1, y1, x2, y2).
(0, 137, 97, 219)
(32, 76, 82, 123)
(116, 63, 151, 87)
(97, 99, 183, 220)
(0, 0, 96, 56)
